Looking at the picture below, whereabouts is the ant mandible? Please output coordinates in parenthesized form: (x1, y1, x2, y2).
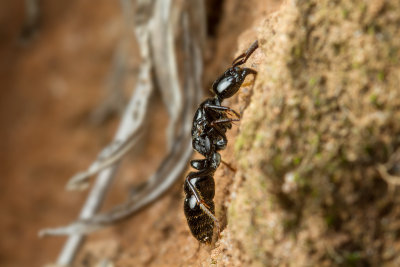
(184, 40, 258, 243)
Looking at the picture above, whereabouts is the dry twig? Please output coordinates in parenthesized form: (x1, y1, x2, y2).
(40, 0, 205, 265)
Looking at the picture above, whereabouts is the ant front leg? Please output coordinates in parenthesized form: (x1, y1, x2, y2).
(210, 117, 240, 127)
(204, 104, 241, 132)
(241, 67, 258, 83)
(204, 104, 241, 119)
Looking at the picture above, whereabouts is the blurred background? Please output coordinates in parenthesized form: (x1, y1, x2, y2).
(6, 1, 399, 266)
(0, 1, 279, 266)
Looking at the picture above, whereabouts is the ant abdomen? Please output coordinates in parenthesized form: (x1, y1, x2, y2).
(184, 175, 215, 243)
(184, 200, 215, 243)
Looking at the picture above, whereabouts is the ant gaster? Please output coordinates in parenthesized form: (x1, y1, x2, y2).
(184, 40, 259, 243)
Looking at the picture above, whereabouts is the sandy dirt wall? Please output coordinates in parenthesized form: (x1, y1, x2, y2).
(215, 0, 400, 266)
(0, 0, 278, 266)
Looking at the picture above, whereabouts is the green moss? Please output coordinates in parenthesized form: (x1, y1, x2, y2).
(309, 77, 317, 87)
(293, 45, 303, 58)
(367, 25, 376, 35)
(359, 2, 367, 14)
(283, 217, 298, 231)
(296, 175, 309, 188)
(225, 0, 400, 265)
(310, 134, 320, 147)
(352, 62, 361, 69)
(389, 47, 399, 63)
(246, 222, 258, 236)
(314, 98, 321, 107)
(333, 43, 342, 55)
(234, 135, 246, 153)
(345, 252, 362, 265)
(228, 197, 239, 220)
(255, 132, 264, 143)
(342, 9, 349, 19)
(377, 71, 385, 81)
(311, 187, 319, 198)
(258, 175, 268, 190)
(293, 156, 302, 166)
(325, 214, 336, 228)
(369, 93, 378, 105)
(272, 154, 283, 173)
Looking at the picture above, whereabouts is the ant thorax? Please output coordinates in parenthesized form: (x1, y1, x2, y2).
(191, 98, 228, 157)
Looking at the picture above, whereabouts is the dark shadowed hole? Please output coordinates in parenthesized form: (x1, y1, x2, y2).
(205, 0, 224, 37)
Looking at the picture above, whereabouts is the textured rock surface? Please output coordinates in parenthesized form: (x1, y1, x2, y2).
(214, 0, 400, 266)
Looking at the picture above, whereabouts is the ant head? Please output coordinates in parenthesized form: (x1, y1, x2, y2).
(212, 66, 243, 100)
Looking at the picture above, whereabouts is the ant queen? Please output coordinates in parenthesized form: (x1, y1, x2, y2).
(184, 40, 259, 243)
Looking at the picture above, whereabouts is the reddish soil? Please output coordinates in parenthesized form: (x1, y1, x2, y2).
(0, 1, 124, 266)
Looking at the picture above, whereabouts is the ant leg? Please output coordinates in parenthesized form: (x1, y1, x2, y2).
(241, 67, 258, 81)
(232, 52, 247, 66)
(221, 159, 236, 172)
(185, 165, 218, 203)
(210, 118, 240, 127)
(232, 40, 259, 67)
(185, 176, 210, 207)
(206, 120, 238, 172)
(185, 174, 220, 230)
(199, 202, 220, 238)
(204, 104, 240, 119)
(205, 125, 228, 151)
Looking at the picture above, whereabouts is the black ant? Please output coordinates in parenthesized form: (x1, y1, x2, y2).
(184, 40, 259, 243)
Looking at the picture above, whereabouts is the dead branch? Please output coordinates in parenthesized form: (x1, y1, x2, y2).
(40, 0, 206, 265)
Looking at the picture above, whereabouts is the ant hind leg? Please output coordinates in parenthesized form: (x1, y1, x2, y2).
(199, 203, 220, 244)
(221, 159, 236, 172)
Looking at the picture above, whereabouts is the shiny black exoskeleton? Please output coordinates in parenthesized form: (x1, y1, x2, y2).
(184, 40, 259, 243)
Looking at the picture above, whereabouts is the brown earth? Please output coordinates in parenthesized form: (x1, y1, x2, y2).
(0, 1, 124, 266)
(220, 0, 400, 266)
(2, 0, 400, 266)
